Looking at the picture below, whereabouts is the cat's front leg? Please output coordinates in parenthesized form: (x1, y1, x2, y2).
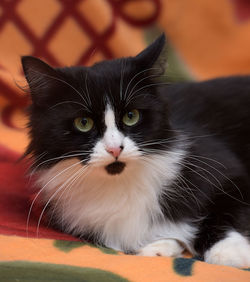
(204, 231, 250, 268)
(194, 210, 250, 268)
(137, 239, 184, 257)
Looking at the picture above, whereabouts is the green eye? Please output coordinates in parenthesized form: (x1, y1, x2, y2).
(74, 117, 94, 132)
(123, 109, 140, 126)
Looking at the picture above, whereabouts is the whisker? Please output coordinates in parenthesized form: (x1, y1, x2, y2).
(187, 156, 243, 199)
(189, 155, 226, 169)
(126, 73, 170, 105)
(30, 152, 91, 177)
(176, 174, 204, 208)
(120, 59, 126, 100)
(60, 167, 93, 228)
(123, 67, 160, 101)
(145, 147, 227, 169)
(126, 73, 161, 103)
(178, 173, 212, 203)
(35, 163, 90, 237)
(180, 162, 248, 205)
(132, 81, 170, 96)
(140, 148, 246, 205)
(182, 160, 223, 189)
(84, 72, 92, 107)
(138, 133, 218, 148)
(47, 165, 90, 229)
(49, 101, 87, 110)
(29, 69, 90, 109)
(27, 151, 48, 183)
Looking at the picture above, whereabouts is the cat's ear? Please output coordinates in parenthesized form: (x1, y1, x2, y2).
(21, 56, 61, 105)
(135, 33, 167, 75)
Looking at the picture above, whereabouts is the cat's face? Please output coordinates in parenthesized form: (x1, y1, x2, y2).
(22, 34, 173, 176)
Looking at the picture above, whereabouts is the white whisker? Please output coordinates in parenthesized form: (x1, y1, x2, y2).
(36, 162, 89, 237)
(47, 165, 90, 229)
(30, 152, 90, 177)
(29, 69, 90, 109)
(26, 159, 86, 237)
(49, 101, 87, 110)
(123, 67, 159, 101)
(120, 59, 126, 100)
(84, 72, 92, 107)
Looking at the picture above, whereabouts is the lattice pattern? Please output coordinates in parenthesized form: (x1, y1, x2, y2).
(0, 0, 160, 70)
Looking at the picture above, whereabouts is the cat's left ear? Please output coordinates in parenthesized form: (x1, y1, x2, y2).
(135, 33, 167, 75)
(21, 56, 62, 106)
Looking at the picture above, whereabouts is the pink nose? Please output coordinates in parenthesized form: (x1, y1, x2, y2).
(106, 146, 123, 158)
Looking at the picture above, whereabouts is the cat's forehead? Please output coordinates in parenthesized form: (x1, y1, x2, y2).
(62, 61, 141, 111)
(54, 56, 160, 117)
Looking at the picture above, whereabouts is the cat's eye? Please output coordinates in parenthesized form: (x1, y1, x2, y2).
(123, 109, 140, 126)
(74, 117, 94, 132)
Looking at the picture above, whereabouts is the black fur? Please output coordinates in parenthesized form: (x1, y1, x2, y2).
(160, 77, 250, 255)
(22, 34, 250, 258)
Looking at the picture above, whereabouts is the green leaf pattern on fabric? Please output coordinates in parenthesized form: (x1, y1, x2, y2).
(173, 258, 196, 276)
(53, 240, 88, 253)
(54, 240, 118, 254)
(0, 261, 129, 282)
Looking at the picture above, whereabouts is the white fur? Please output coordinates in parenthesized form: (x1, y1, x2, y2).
(37, 106, 196, 253)
(138, 239, 184, 257)
(204, 231, 250, 267)
(103, 105, 124, 151)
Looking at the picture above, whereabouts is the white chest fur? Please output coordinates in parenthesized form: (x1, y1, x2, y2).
(37, 149, 195, 252)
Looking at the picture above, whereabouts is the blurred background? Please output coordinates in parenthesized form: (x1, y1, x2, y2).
(1, 0, 250, 155)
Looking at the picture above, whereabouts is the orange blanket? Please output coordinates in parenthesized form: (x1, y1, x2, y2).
(1, 0, 250, 281)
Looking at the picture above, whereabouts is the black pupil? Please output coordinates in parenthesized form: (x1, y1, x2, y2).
(81, 118, 88, 126)
(127, 111, 134, 119)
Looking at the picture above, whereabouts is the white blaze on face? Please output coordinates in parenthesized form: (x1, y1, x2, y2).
(103, 105, 124, 154)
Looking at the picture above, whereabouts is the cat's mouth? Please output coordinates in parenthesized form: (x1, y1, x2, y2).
(105, 161, 126, 175)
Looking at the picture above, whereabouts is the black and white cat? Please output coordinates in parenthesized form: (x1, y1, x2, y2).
(22, 34, 250, 268)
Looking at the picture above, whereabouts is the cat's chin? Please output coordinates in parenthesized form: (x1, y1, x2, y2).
(105, 161, 126, 175)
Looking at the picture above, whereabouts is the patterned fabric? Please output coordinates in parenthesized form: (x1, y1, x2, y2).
(1, 234, 250, 281)
(1, 0, 250, 280)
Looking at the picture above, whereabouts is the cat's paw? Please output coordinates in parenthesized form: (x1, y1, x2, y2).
(204, 231, 250, 268)
(137, 239, 184, 257)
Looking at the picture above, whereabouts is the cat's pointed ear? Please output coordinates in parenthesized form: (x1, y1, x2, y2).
(135, 33, 167, 75)
(21, 56, 61, 105)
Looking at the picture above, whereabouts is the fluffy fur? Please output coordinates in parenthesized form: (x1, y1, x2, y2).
(204, 231, 250, 267)
(22, 34, 250, 267)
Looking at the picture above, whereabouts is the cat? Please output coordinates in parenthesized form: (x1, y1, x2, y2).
(22, 34, 250, 268)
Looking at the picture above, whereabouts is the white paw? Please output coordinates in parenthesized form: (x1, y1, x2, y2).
(204, 231, 250, 268)
(137, 239, 184, 257)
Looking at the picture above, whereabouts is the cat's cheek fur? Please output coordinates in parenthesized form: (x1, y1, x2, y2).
(204, 231, 250, 267)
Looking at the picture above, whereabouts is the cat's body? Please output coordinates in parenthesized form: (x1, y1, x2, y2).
(161, 78, 250, 256)
(22, 35, 250, 267)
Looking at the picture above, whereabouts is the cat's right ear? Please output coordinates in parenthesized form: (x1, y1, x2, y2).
(21, 56, 60, 105)
(135, 34, 167, 75)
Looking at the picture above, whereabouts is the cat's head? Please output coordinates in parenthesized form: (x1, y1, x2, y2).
(22, 34, 174, 176)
